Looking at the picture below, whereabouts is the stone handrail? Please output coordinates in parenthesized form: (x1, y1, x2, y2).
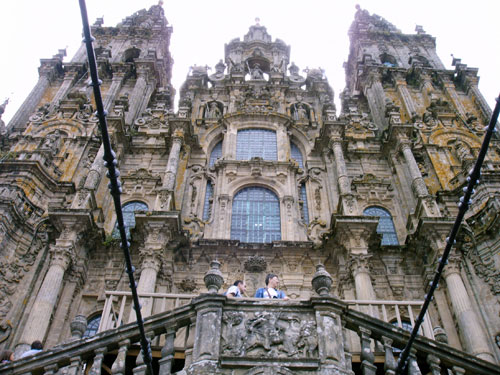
(1, 295, 498, 375)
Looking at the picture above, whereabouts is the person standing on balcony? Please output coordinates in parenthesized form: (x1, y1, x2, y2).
(255, 273, 289, 300)
(226, 280, 247, 297)
(20, 341, 43, 358)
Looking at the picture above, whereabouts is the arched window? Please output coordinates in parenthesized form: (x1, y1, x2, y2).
(209, 141, 223, 167)
(290, 142, 304, 168)
(203, 181, 214, 221)
(236, 129, 277, 161)
(112, 201, 148, 239)
(363, 206, 398, 245)
(82, 315, 101, 338)
(299, 183, 309, 224)
(231, 187, 281, 243)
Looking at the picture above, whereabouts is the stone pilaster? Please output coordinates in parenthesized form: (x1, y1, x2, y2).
(8, 60, 59, 131)
(104, 66, 128, 112)
(441, 78, 468, 120)
(47, 67, 80, 113)
(329, 136, 358, 215)
(362, 71, 388, 129)
(125, 64, 151, 126)
(155, 132, 184, 211)
(443, 256, 494, 362)
(394, 73, 417, 120)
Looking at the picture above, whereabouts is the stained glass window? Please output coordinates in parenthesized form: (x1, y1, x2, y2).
(112, 201, 148, 239)
(363, 206, 399, 245)
(231, 187, 281, 243)
(236, 129, 277, 160)
(291, 142, 304, 168)
(83, 315, 101, 338)
(300, 183, 309, 224)
(209, 141, 222, 167)
(203, 181, 213, 221)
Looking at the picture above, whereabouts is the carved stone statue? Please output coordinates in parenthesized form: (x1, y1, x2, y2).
(209, 59, 226, 81)
(250, 63, 264, 80)
(205, 102, 221, 119)
(40, 130, 61, 155)
(454, 140, 473, 161)
(288, 62, 305, 83)
(294, 103, 308, 121)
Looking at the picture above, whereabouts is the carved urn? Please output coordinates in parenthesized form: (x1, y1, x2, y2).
(70, 314, 88, 340)
(204, 260, 224, 293)
(311, 264, 332, 296)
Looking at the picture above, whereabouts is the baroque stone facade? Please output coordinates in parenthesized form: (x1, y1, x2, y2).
(0, 3, 500, 374)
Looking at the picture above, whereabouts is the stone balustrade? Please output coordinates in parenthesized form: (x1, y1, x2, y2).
(2, 295, 498, 375)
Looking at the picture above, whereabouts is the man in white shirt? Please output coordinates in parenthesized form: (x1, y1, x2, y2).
(20, 340, 43, 358)
(226, 280, 247, 297)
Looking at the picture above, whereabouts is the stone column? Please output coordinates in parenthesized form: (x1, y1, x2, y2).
(400, 142, 428, 198)
(125, 65, 150, 126)
(330, 138, 357, 215)
(349, 254, 376, 301)
(47, 69, 79, 113)
(17, 237, 75, 352)
(104, 68, 127, 113)
(8, 62, 57, 131)
(362, 72, 388, 129)
(441, 79, 468, 119)
(443, 257, 494, 362)
(394, 74, 417, 120)
(155, 133, 183, 211)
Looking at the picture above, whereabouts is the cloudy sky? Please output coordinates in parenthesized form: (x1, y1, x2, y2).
(1, 0, 498, 124)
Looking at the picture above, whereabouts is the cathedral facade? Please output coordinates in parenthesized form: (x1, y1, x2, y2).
(0, 4, 499, 375)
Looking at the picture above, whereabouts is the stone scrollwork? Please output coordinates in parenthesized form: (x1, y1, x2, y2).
(244, 256, 267, 273)
(221, 311, 318, 359)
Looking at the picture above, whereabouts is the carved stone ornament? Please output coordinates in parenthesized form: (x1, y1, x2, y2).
(311, 264, 333, 296)
(244, 255, 267, 273)
(221, 311, 318, 359)
(204, 260, 224, 293)
(179, 276, 197, 292)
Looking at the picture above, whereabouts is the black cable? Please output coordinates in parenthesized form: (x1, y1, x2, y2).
(396, 93, 500, 374)
(77, 1, 153, 374)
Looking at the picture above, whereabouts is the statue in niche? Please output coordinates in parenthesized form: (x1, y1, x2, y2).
(454, 140, 473, 161)
(293, 103, 308, 121)
(249, 62, 264, 80)
(40, 130, 61, 155)
(209, 59, 226, 81)
(205, 102, 221, 119)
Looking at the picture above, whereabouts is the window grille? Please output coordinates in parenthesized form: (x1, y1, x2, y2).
(209, 141, 222, 167)
(300, 183, 309, 224)
(236, 129, 277, 160)
(363, 206, 399, 245)
(83, 315, 101, 338)
(112, 201, 148, 239)
(203, 181, 213, 221)
(231, 187, 281, 243)
(291, 142, 304, 168)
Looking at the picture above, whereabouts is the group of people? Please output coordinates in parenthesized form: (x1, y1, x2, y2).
(226, 273, 289, 300)
(0, 340, 43, 364)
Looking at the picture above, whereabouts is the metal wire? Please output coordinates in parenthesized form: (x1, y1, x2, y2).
(78, 1, 153, 374)
(396, 93, 500, 374)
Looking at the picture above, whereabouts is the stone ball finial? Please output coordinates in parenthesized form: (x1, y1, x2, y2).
(312, 264, 333, 296)
(204, 260, 224, 293)
(70, 315, 88, 340)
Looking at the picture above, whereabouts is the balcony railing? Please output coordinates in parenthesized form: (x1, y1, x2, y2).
(2, 295, 498, 375)
(99, 291, 435, 340)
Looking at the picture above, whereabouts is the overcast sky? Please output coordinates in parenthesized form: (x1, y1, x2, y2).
(1, 0, 498, 124)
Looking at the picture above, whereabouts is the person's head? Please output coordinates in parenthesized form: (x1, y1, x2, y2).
(265, 273, 279, 289)
(234, 280, 246, 293)
(31, 340, 43, 350)
(0, 350, 14, 362)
